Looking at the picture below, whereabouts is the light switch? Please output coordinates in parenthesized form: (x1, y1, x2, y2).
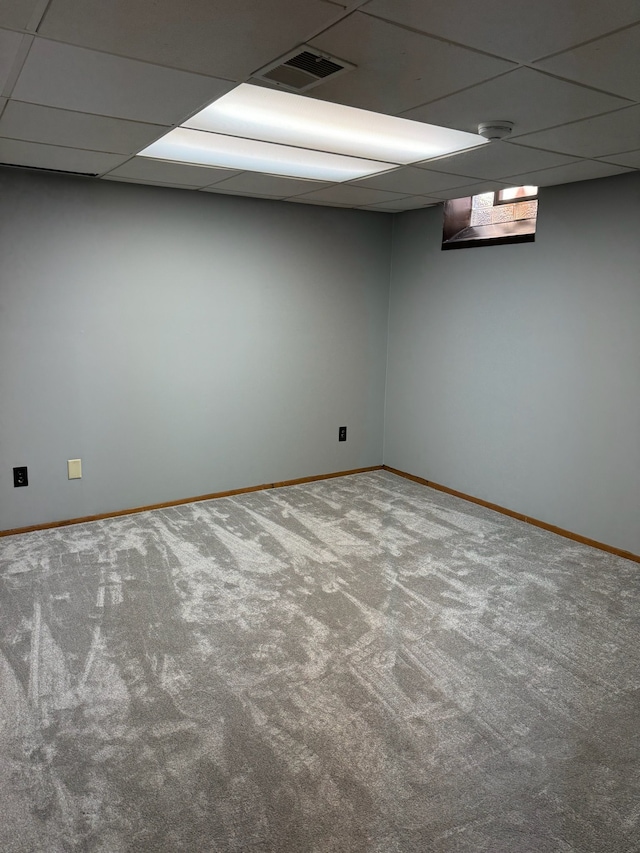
(68, 458, 82, 480)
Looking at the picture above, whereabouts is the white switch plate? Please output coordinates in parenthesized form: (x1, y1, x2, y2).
(68, 458, 82, 479)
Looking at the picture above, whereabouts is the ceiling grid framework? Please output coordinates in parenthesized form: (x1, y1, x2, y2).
(0, 0, 637, 211)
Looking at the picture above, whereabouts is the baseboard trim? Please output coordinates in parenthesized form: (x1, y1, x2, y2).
(6, 464, 638, 565)
(0, 465, 384, 538)
(383, 465, 640, 565)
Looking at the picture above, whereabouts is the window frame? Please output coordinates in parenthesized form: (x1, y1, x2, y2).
(494, 187, 538, 205)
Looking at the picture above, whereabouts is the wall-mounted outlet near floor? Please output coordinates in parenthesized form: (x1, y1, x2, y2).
(339, 426, 347, 442)
(13, 466, 28, 487)
(68, 459, 82, 480)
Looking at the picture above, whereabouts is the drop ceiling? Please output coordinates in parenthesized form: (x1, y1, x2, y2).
(0, 0, 638, 212)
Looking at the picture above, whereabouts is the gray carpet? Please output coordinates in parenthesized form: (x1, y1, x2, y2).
(0, 470, 638, 853)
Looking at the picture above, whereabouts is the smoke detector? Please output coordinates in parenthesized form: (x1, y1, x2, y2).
(477, 121, 514, 141)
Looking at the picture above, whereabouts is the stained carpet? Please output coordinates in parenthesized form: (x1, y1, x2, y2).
(0, 470, 638, 852)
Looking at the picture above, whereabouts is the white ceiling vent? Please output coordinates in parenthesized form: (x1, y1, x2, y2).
(252, 46, 355, 93)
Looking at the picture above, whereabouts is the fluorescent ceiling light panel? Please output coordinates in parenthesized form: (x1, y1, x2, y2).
(183, 84, 487, 164)
(140, 128, 395, 182)
(139, 83, 488, 181)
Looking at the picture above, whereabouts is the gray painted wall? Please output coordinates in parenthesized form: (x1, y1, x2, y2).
(385, 171, 640, 556)
(3, 167, 639, 556)
(0, 168, 391, 530)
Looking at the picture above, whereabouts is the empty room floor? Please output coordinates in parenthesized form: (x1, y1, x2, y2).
(0, 470, 638, 852)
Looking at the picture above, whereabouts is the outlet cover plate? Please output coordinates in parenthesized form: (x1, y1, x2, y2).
(13, 466, 28, 487)
(68, 458, 82, 479)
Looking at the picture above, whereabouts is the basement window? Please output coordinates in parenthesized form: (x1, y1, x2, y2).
(494, 185, 538, 204)
(442, 186, 538, 250)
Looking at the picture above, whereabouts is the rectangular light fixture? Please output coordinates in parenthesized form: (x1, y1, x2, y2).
(140, 128, 397, 182)
(138, 83, 488, 182)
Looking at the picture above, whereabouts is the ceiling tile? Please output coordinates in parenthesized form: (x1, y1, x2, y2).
(203, 172, 331, 197)
(293, 184, 409, 206)
(37, 0, 342, 79)
(308, 12, 513, 114)
(0, 137, 126, 172)
(504, 159, 634, 187)
(363, 0, 640, 63)
(12, 38, 235, 124)
(0, 27, 24, 90)
(401, 68, 630, 137)
(287, 197, 352, 208)
(199, 186, 267, 198)
(0, 0, 43, 31)
(428, 180, 512, 200)
(351, 166, 477, 195)
(200, 187, 295, 202)
(511, 105, 640, 158)
(535, 23, 640, 101)
(104, 157, 240, 187)
(362, 196, 440, 211)
(599, 148, 640, 168)
(421, 141, 577, 180)
(0, 101, 167, 153)
(101, 175, 197, 190)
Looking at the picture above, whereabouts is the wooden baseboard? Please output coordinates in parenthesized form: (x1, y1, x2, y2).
(5, 463, 638, 565)
(383, 465, 640, 564)
(0, 465, 383, 538)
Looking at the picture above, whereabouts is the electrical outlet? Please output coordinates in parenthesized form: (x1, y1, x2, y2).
(13, 466, 28, 487)
(339, 426, 347, 442)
